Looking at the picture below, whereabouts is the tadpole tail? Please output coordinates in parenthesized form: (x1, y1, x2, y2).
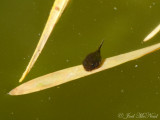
(98, 40, 104, 51)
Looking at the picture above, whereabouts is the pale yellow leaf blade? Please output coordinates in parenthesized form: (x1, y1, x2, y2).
(19, 0, 70, 82)
(143, 24, 160, 42)
(9, 43, 160, 95)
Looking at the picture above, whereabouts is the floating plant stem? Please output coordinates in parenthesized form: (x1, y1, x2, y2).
(143, 24, 160, 42)
(9, 43, 160, 95)
(19, 0, 70, 82)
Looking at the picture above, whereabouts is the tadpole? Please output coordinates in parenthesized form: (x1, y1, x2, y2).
(82, 40, 104, 71)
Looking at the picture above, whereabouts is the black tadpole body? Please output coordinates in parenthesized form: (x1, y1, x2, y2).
(82, 40, 104, 71)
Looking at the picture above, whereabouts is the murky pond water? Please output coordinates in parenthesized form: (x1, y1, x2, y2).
(0, 0, 160, 119)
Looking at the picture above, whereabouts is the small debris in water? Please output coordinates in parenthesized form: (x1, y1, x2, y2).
(152, 2, 156, 5)
(36, 118, 39, 120)
(113, 7, 117, 11)
(120, 89, 124, 93)
(120, 70, 123, 73)
(94, 18, 97, 22)
(78, 32, 81, 36)
(135, 64, 138, 68)
(100, 0, 103, 4)
(10, 112, 14, 115)
(66, 59, 70, 63)
(149, 2, 156, 8)
(48, 96, 51, 101)
(155, 92, 159, 95)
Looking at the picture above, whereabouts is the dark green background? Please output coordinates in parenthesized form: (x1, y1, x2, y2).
(0, 0, 160, 119)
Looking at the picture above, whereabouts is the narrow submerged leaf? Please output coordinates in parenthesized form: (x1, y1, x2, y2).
(10, 43, 160, 95)
(19, 0, 70, 82)
(143, 24, 160, 42)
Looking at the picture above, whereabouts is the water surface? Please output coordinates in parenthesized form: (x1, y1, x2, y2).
(0, 0, 160, 119)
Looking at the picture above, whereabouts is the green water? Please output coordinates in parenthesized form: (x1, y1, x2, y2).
(1, 0, 160, 119)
